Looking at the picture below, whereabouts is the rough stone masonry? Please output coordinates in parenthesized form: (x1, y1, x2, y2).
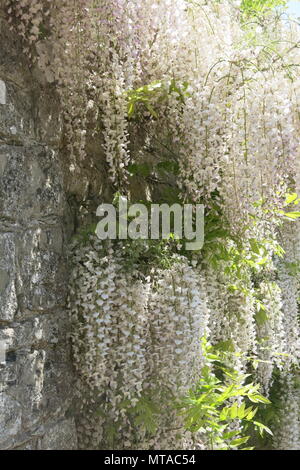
(0, 7, 77, 449)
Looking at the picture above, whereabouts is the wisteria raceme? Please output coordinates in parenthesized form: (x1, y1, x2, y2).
(202, 266, 229, 346)
(69, 237, 210, 448)
(277, 225, 300, 370)
(69, 239, 149, 401)
(203, 261, 257, 376)
(255, 281, 286, 395)
(273, 374, 300, 450)
(147, 261, 209, 395)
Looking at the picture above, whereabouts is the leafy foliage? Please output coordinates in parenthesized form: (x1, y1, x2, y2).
(178, 341, 272, 450)
(241, 0, 287, 16)
(126, 80, 190, 120)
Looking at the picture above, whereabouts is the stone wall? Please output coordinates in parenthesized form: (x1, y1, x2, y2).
(0, 10, 77, 450)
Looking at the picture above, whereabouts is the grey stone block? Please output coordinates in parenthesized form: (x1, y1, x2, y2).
(0, 81, 35, 144)
(16, 226, 67, 313)
(0, 144, 65, 223)
(0, 79, 6, 104)
(39, 418, 78, 450)
(0, 232, 17, 322)
(0, 393, 22, 444)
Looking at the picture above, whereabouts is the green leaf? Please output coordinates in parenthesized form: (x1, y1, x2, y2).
(128, 102, 135, 117)
(237, 402, 246, 419)
(219, 407, 230, 421)
(285, 192, 299, 205)
(279, 210, 300, 220)
(253, 421, 273, 436)
(245, 407, 258, 420)
(230, 436, 250, 447)
(249, 238, 261, 255)
(229, 403, 239, 419)
(214, 340, 235, 353)
(145, 102, 158, 118)
(249, 394, 271, 404)
(255, 307, 268, 326)
(156, 160, 180, 175)
(223, 430, 240, 439)
(128, 163, 151, 177)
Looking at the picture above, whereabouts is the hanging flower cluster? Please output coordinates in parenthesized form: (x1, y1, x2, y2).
(69, 237, 209, 449)
(255, 281, 285, 394)
(273, 374, 300, 450)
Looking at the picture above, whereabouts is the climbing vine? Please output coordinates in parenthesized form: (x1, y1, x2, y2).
(7, 0, 300, 450)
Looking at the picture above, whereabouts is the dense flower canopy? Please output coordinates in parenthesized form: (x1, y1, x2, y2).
(7, 0, 300, 450)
